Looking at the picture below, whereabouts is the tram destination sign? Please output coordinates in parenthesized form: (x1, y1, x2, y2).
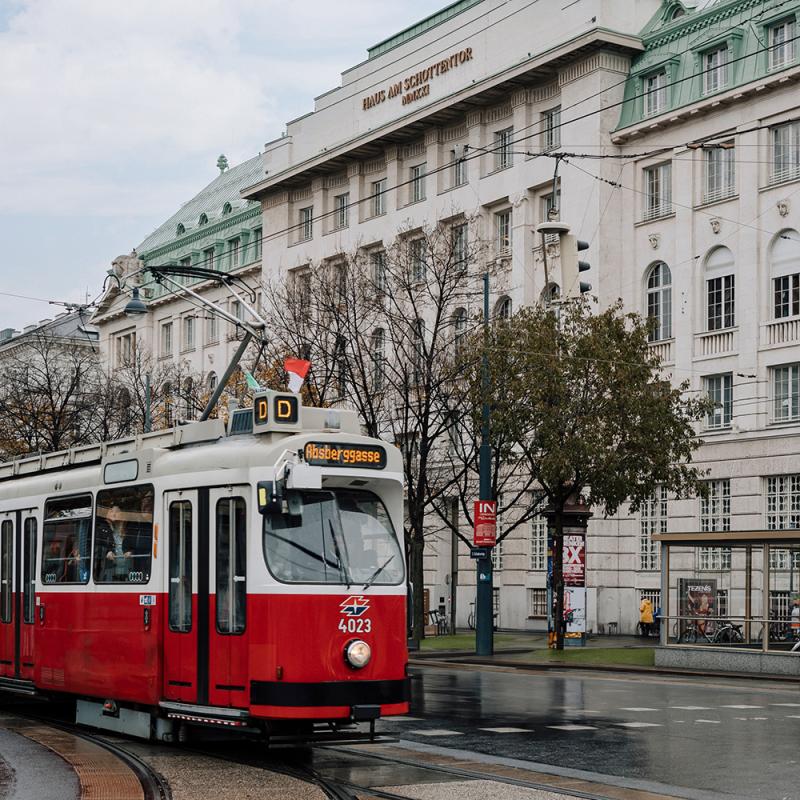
(303, 442, 387, 469)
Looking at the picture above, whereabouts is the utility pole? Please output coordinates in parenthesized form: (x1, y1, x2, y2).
(476, 271, 494, 656)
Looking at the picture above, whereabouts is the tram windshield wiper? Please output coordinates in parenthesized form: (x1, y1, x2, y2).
(327, 519, 352, 589)
(362, 555, 395, 591)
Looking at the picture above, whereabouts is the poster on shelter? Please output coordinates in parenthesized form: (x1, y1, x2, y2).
(563, 534, 586, 586)
(565, 587, 586, 636)
(678, 578, 716, 635)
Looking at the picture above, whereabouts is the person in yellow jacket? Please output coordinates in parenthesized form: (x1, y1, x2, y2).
(639, 597, 654, 637)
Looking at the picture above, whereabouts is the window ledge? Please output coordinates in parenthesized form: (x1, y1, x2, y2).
(762, 173, 800, 192)
(696, 193, 738, 209)
(635, 211, 676, 227)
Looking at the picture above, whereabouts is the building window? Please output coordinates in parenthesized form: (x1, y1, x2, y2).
(410, 163, 426, 203)
(528, 588, 547, 617)
(206, 313, 219, 344)
(704, 146, 735, 203)
(371, 179, 387, 217)
(640, 589, 661, 611)
(203, 247, 215, 271)
(644, 70, 667, 117)
(643, 163, 672, 220)
(771, 122, 800, 184)
(371, 250, 387, 293)
(704, 373, 733, 430)
(542, 105, 561, 151)
(495, 209, 512, 256)
(645, 262, 672, 342)
(774, 274, 800, 318)
(452, 223, 468, 271)
(766, 475, 800, 529)
(707, 274, 735, 330)
(253, 228, 262, 261)
(703, 45, 728, 95)
(299, 206, 313, 241)
(772, 364, 800, 423)
(494, 127, 513, 171)
(769, 19, 796, 70)
(115, 331, 136, 367)
(371, 328, 385, 391)
(450, 149, 467, 187)
(490, 537, 504, 571)
(496, 296, 512, 322)
(697, 547, 731, 571)
(208, 372, 218, 393)
(639, 487, 667, 571)
(771, 230, 800, 317)
(228, 238, 240, 269)
(183, 316, 195, 351)
(161, 321, 173, 357)
(410, 239, 427, 283)
(701, 479, 730, 531)
(334, 193, 349, 230)
(412, 318, 426, 386)
(530, 513, 546, 571)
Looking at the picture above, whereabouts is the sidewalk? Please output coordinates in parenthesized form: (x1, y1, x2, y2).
(410, 631, 800, 681)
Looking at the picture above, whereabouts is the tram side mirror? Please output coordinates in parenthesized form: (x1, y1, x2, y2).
(286, 490, 303, 520)
(257, 480, 283, 515)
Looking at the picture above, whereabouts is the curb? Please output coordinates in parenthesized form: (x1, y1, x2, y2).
(409, 654, 800, 683)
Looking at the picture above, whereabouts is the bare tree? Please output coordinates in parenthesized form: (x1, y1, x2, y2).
(263, 216, 494, 643)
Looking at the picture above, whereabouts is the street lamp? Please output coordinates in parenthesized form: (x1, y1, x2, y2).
(124, 286, 148, 317)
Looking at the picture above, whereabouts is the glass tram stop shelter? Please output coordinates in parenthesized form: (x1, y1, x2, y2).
(653, 529, 800, 676)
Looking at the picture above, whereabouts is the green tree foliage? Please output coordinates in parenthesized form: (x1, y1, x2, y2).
(470, 299, 712, 648)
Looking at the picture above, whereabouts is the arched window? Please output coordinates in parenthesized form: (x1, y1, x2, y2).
(704, 247, 735, 330)
(453, 307, 468, 356)
(222, 202, 232, 215)
(645, 262, 672, 342)
(495, 296, 512, 322)
(176, 223, 186, 236)
(208, 372, 218, 393)
(198, 213, 208, 226)
(182, 378, 194, 421)
(371, 328, 385, 391)
(541, 282, 561, 305)
(770, 230, 800, 318)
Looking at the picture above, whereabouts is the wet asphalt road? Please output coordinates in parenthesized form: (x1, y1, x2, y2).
(373, 665, 800, 800)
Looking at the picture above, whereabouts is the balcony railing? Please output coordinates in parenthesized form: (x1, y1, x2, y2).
(640, 203, 673, 222)
(763, 317, 800, 347)
(648, 338, 674, 365)
(695, 328, 736, 358)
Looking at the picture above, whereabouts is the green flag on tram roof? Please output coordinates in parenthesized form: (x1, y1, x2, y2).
(243, 369, 261, 391)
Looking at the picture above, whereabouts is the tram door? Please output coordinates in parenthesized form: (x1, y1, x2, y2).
(163, 490, 198, 703)
(208, 487, 248, 709)
(0, 511, 36, 682)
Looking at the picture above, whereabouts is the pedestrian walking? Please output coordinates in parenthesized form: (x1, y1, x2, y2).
(639, 597, 654, 637)
(791, 597, 800, 641)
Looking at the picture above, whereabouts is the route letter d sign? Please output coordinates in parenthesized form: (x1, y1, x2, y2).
(473, 500, 497, 546)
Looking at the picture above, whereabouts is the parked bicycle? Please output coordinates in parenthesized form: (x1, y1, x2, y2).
(678, 619, 743, 644)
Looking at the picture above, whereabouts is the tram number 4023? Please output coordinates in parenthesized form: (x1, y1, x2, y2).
(338, 618, 372, 634)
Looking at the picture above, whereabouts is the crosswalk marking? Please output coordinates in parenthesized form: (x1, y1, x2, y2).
(670, 706, 709, 710)
(410, 729, 463, 737)
(382, 716, 423, 722)
(721, 704, 763, 709)
(478, 727, 531, 734)
(771, 703, 800, 707)
(548, 724, 597, 731)
(620, 707, 659, 712)
(616, 721, 661, 728)
(696, 719, 721, 724)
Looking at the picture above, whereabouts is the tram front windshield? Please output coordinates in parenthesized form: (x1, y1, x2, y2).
(263, 489, 404, 586)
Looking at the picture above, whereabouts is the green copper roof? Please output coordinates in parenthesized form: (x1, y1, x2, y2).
(367, 0, 483, 59)
(137, 155, 264, 254)
(618, 0, 800, 130)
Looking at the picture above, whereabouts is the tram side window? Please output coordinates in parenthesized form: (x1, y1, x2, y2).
(169, 501, 192, 632)
(216, 497, 246, 634)
(1, 521, 11, 623)
(93, 485, 154, 584)
(23, 518, 36, 624)
(42, 495, 92, 585)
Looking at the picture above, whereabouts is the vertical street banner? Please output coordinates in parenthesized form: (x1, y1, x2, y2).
(563, 534, 586, 586)
(473, 500, 497, 546)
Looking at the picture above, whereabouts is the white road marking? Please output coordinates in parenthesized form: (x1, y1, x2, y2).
(616, 721, 661, 728)
(786, 715, 800, 719)
(771, 703, 800, 707)
(696, 719, 721, 724)
(671, 706, 710, 710)
(548, 724, 597, 731)
(410, 729, 463, 737)
(382, 716, 424, 722)
(478, 727, 531, 734)
(721, 705, 763, 709)
(619, 707, 659, 712)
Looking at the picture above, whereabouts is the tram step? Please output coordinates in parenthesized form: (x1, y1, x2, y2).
(0, 677, 36, 696)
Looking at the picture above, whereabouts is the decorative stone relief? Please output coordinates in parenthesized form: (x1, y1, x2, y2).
(648, 233, 660, 249)
(778, 199, 791, 217)
(710, 217, 721, 234)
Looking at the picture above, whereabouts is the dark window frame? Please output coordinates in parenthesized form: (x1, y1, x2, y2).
(41, 493, 93, 586)
(23, 518, 36, 624)
(1, 521, 12, 624)
(215, 496, 247, 635)
(168, 500, 193, 633)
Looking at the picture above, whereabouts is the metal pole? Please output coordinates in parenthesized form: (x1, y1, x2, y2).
(144, 373, 152, 433)
(476, 272, 493, 656)
(199, 331, 254, 421)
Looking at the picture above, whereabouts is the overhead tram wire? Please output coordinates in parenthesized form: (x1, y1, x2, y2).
(141, 19, 800, 279)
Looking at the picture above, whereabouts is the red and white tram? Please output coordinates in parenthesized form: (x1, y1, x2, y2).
(0, 391, 409, 739)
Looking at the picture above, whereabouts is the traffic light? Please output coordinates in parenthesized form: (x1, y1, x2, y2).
(560, 234, 591, 298)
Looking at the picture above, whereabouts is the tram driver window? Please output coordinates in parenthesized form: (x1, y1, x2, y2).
(93, 485, 154, 584)
(42, 495, 93, 585)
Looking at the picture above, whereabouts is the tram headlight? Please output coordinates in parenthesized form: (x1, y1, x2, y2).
(344, 639, 372, 669)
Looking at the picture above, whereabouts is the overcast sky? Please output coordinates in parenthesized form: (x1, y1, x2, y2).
(0, 0, 444, 331)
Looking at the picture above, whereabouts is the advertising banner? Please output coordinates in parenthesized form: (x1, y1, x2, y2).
(563, 534, 586, 586)
(678, 577, 716, 638)
(473, 500, 497, 546)
(547, 531, 587, 645)
(565, 587, 586, 636)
